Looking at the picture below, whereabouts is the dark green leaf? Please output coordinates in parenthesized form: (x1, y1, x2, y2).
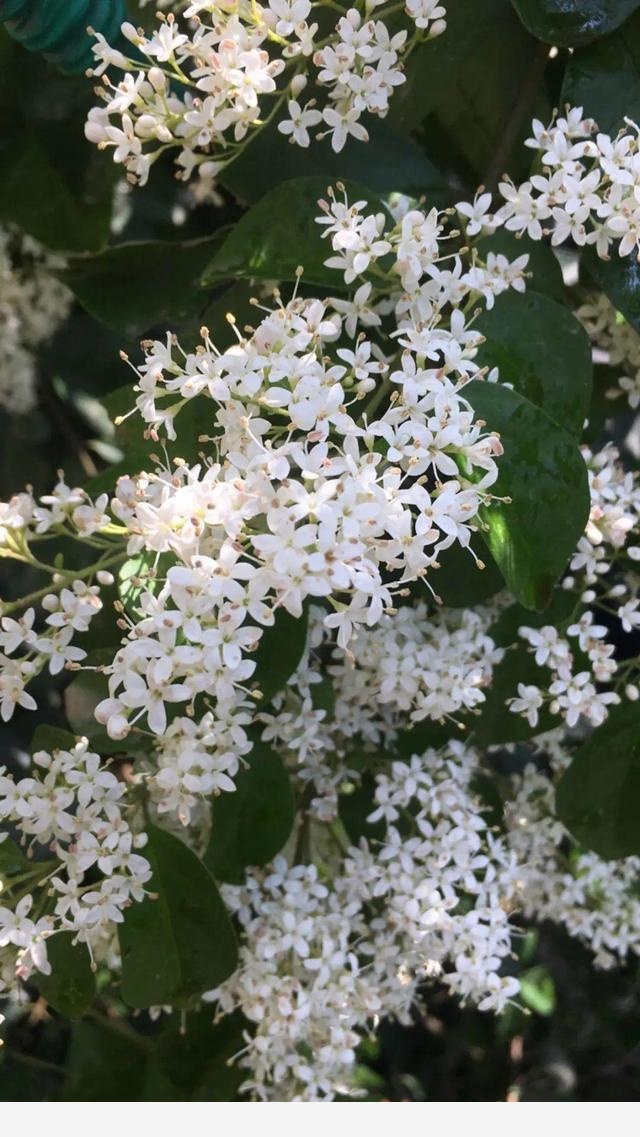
(435, 540, 504, 607)
(583, 247, 640, 335)
(205, 741, 295, 884)
(59, 237, 220, 337)
(391, 1, 550, 183)
(155, 1009, 247, 1100)
(119, 823, 238, 1008)
(220, 118, 449, 204)
(30, 725, 77, 756)
(0, 836, 30, 876)
(202, 177, 387, 289)
(556, 701, 640, 858)
(62, 1019, 150, 1101)
(511, 0, 640, 46)
(36, 935, 96, 1019)
(476, 291, 593, 435)
(561, 12, 640, 133)
(251, 604, 309, 703)
(466, 382, 590, 609)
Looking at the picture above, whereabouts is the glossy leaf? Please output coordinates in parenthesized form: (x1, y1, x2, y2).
(36, 934, 96, 1019)
(60, 237, 219, 337)
(583, 247, 640, 335)
(511, 0, 640, 46)
(391, 1, 550, 182)
(220, 117, 449, 204)
(119, 823, 238, 1008)
(556, 702, 640, 858)
(561, 12, 640, 133)
(475, 291, 593, 435)
(202, 177, 387, 289)
(466, 382, 590, 609)
(205, 741, 295, 884)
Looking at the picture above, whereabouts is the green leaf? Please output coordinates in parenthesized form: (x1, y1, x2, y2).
(251, 604, 309, 703)
(119, 823, 238, 1008)
(475, 231, 564, 302)
(511, 0, 640, 46)
(390, 1, 550, 182)
(583, 247, 640, 335)
(62, 1019, 150, 1101)
(434, 541, 504, 608)
(555, 701, 640, 858)
(36, 934, 96, 1019)
(561, 12, 640, 133)
(59, 237, 219, 337)
(466, 382, 590, 609)
(475, 291, 593, 435)
(155, 1009, 247, 1100)
(204, 741, 295, 884)
(30, 725, 77, 756)
(519, 965, 556, 1016)
(202, 177, 387, 290)
(0, 836, 30, 877)
(220, 118, 449, 205)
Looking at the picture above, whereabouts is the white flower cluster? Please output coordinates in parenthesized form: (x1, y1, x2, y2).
(85, 2, 446, 188)
(577, 293, 640, 410)
(87, 192, 512, 755)
(0, 738, 151, 991)
(0, 228, 71, 414)
(509, 443, 640, 730)
(456, 106, 640, 262)
(210, 742, 519, 1101)
(505, 758, 640, 971)
(256, 601, 504, 822)
(0, 477, 120, 723)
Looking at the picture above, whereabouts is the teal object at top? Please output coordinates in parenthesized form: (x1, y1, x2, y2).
(0, 0, 129, 73)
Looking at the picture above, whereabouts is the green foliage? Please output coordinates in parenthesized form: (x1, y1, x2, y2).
(203, 177, 386, 289)
(60, 237, 220, 337)
(556, 702, 640, 859)
(35, 935, 96, 1019)
(561, 10, 640, 132)
(511, 0, 640, 46)
(466, 382, 590, 609)
(475, 291, 593, 436)
(0, 30, 114, 251)
(204, 739, 296, 884)
(118, 824, 238, 1008)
